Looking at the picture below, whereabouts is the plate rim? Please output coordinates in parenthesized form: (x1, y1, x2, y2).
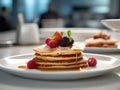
(0, 53, 120, 74)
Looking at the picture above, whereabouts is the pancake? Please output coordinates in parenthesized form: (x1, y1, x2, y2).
(34, 57, 87, 65)
(85, 38, 118, 48)
(36, 64, 88, 69)
(37, 68, 82, 71)
(32, 45, 88, 71)
(35, 53, 82, 61)
(85, 38, 118, 45)
(36, 61, 88, 71)
(33, 45, 82, 56)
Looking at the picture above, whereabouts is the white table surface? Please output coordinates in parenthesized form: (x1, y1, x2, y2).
(0, 28, 120, 90)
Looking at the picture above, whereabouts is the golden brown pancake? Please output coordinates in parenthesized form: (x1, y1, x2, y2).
(32, 45, 88, 71)
(33, 45, 82, 56)
(35, 54, 82, 61)
(35, 58, 87, 65)
(85, 38, 118, 48)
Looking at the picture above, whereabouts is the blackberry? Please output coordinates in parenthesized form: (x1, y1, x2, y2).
(59, 37, 69, 47)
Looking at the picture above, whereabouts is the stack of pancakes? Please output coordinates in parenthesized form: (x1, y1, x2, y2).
(85, 38, 118, 48)
(33, 46, 88, 71)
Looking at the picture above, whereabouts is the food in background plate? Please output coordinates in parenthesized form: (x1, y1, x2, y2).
(85, 31, 118, 48)
(18, 30, 97, 71)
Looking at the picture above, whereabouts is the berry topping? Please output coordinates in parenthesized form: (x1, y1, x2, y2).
(45, 30, 74, 48)
(101, 34, 110, 39)
(27, 59, 36, 69)
(93, 31, 110, 40)
(88, 57, 97, 67)
(45, 37, 51, 45)
(59, 37, 70, 47)
(93, 34, 99, 39)
(100, 34, 107, 38)
(53, 32, 62, 41)
(49, 40, 59, 48)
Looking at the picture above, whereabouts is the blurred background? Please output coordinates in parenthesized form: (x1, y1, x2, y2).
(0, 0, 120, 31)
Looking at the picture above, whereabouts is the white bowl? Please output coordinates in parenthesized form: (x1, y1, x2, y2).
(101, 19, 120, 32)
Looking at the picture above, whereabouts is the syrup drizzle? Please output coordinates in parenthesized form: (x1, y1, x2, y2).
(18, 65, 27, 69)
(76, 53, 78, 65)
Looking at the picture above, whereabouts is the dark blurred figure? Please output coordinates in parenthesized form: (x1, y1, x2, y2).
(0, 7, 13, 31)
(38, 2, 60, 27)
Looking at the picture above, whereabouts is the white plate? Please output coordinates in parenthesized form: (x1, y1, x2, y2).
(74, 42, 120, 53)
(0, 53, 120, 80)
(84, 47, 120, 53)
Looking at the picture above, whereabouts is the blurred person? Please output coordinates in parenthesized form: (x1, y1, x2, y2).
(0, 7, 13, 31)
(38, 2, 60, 27)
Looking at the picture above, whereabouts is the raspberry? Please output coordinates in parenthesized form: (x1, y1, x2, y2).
(27, 60, 36, 69)
(93, 34, 99, 39)
(45, 38, 51, 45)
(88, 57, 97, 67)
(100, 34, 107, 38)
(49, 40, 59, 48)
(101, 34, 110, 40)
(53, 32, 62, 41)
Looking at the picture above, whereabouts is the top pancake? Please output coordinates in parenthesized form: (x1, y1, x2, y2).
(34, 48, 81, 56)
(33, 45, 82, 56)
(85, 38, 118, 45)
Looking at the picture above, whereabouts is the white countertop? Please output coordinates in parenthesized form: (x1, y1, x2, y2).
(0, 28, 120, 90)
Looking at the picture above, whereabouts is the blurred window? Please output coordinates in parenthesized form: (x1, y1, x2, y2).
(0, 0, 12, 11)
(0, 0, 111, 28)
(24, 0, 50, 22)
